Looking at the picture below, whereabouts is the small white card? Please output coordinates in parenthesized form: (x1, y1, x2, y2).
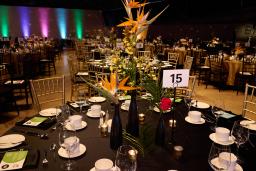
(0, 150, 28, 170)
(162, 69, 189, 88)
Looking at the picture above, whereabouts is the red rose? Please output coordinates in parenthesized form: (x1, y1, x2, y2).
(160, 98, 172, 111)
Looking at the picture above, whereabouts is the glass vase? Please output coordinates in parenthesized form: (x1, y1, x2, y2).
(126, 90, 139, 137)
(155, 114, 165, 146)
(110, 103, 123, 150)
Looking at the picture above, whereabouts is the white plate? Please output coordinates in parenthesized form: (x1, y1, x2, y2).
(141, 93, 152, 100)
(118, 95, 131, 101)
(0, 134, 25, 149)
(191, 100, 210, 109)
(88, 97, 106, 103)
(185, 116, 205, 124)
(153, 106, 170, 113)
(121, 104, 129, 111)
(39, 108, 61, 117)
(65, 121, 87, 131)
(210, 157, 243, 171)
(90, 167, 116, 171)
(58, 144, 86, 158)
(240, 120, 256, 131)
(209, 133, 234, 145)
(87, 111, 105, 118)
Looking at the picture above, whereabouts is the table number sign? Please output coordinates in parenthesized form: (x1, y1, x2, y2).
(162, 69, 190, 88)
(0, 150, 28, 170)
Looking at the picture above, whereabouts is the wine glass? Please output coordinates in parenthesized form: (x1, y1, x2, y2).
(184, 97, 192, 112)
(56, 104, 70, 126)
(75, 90, 86, 114)
(58, 126, 78, 170)
(115, 145, 137, 171)
(210, 106, 221, 131)
(208, 143, 233, 171)
(231, 121, 249, 154)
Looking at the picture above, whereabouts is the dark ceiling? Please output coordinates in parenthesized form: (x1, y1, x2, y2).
(0, 0, 256, 23)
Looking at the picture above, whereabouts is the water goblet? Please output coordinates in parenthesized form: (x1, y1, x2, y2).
(231, 121, 249, 155)
(75, 90, 86, 114)
(115, 145, 137, 171)
(58, 126, 77, 170)
(210, 106, 221, 131)
(208, 143, 233, 171)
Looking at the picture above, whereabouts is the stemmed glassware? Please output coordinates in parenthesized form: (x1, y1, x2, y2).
(58, 125, 77, 170)
(75, 90, 86, 114)
(115, 145, 137, 171)
(231, 121, 249, 154)
(208, 143, 232, 171)
(210, 106, 221, 131)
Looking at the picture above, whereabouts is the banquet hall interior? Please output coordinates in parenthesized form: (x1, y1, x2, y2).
(0, 0, 256, 171)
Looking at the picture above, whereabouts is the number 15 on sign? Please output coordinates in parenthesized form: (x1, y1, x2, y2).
(162, 69, 190, 88)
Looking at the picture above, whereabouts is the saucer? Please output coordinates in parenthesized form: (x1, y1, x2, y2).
(185, 116, 205, 124)
(191, 100, 210, 109)
(88, 97, 106, 103)
(240, 120, 256, 131)
(87, 111, 106, 118)
(65, 121, 87, 131)
(209, 133, 234, 145)
(210, 157, 243, 171)
(90, 167, 116, 171)
(58, 144, 86, 158)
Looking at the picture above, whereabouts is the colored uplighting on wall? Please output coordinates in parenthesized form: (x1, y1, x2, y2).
(19, 7, 30, 37)
(39, 8, 49, 37)
(56, 8, 67, 39)
(74, 9, 83, 39)
(0, 6, 9, 37)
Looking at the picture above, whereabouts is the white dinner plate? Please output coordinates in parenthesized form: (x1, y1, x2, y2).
(191, 100, 210, 109)
(90, 167, 116, 171)
(118, 95, 131, 101)
(240, 120, 256, 131)
(153, 106, 170, 113)
(58, 144, 86, 158)
(121, 104, 129, 111)
(65, 121, 87, 131)
(185, 116, 205, 124)
(210, 157, 243, 171)
(141, 93, 152, 100)
(88, 97, 106, 103)
(0, 134, 25, 149)
(39, 108, 61, 117)
(86, 111, 105, 118)
(209, 133, 234, 145)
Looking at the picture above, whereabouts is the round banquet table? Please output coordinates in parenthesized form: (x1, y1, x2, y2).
(1, 99, 256, 171)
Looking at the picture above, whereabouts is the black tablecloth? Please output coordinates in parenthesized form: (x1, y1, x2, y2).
(1, 99, 256, 171)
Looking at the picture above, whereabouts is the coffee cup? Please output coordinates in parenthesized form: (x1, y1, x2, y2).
(69, 115, 82, 129)
(64, 136, 80, 155)
(88, 105, 101, 116)
(218, 152, 237, 171)
(95, 158, 113, 171)
(215, 127, 230, 142)
(188, 111, 201, 122)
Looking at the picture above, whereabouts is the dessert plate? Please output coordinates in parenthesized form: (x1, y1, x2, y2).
(0, 134, 25, 149)
(65, 121, 87, 131)
(191, 100, 210, 109)
(209, 133, 234, 145)
(87, 111, 105, 118)
(185, 116, 205, 124)
(39, 108, 61, 117)
(240, 120, 256, 131)
(88, 97, 106, 103)
(58, 144, 86, 158)
(210, 157, 243, 171)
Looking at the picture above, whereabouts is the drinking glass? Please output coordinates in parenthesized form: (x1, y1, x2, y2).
(56, 104, 70, 126)
(210, 106, 221, 131)
(58, 126, 77, 170)
(184, 97, 192, 112)
(75, 90, 86, 114)
(208, 143, 232, 171)
(115, 145, 137, 171)
(231, 121, 249, 152)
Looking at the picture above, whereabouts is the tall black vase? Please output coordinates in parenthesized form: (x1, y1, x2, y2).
(126, 90, 139, 137)
(110, 103, 123, 150)
(155, 115, 165, 146)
